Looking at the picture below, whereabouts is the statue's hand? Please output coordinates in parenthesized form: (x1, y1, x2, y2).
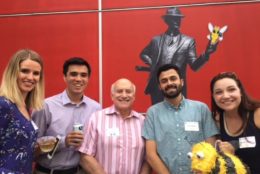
(141, 55, 152, 65)
(205, 41, 218, 56)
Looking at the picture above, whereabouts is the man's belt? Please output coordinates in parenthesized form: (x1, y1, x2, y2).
(35, 163, 78, 174)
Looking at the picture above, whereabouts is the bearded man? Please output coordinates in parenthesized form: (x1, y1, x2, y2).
(142, 64, 219, 174)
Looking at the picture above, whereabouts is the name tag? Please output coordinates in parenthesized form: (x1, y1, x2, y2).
(31, 120, 38, 131)
(106, 128, 120, 137)
(184, 122, 199, 131)
(239, 136, 256, 148)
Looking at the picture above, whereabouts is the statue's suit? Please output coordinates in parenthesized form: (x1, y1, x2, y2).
(141, 33, 209, 104)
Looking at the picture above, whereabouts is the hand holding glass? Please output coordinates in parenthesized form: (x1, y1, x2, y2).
(37, 136, 57, 153)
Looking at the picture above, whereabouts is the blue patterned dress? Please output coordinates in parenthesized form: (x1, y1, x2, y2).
(0, 96, 37, 174)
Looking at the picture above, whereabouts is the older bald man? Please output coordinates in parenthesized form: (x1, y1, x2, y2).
(79, 78, 151, 174)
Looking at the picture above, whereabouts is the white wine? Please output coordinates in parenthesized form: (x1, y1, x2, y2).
(39, 141, 56, 153)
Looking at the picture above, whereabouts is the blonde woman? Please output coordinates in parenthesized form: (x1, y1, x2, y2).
(0, 49, 44, 174)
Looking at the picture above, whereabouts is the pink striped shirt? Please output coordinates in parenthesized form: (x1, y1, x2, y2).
(79, 105, 146, 174)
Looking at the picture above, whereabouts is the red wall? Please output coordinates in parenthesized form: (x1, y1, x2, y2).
(1, 1, 260, 112)
(0, 1, 97, 14)
(102, 2, 260, 111)
(0, 7, 99, 101)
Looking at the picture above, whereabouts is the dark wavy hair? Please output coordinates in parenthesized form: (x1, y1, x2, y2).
(210, 72, 260, 133)
(156, 64, 182, 82)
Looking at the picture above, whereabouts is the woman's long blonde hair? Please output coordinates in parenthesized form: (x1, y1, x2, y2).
(0, 49, 45, 110)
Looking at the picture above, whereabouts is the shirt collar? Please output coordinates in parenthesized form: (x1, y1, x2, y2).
(61, 90, 87, 106)
(105, 105, 140, 119)
(163, 96, 186, 110)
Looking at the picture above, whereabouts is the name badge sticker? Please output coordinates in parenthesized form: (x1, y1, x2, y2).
(184, 122, 199, 131)
(239, 136, 256, 148)
(106, 128, 120, 137)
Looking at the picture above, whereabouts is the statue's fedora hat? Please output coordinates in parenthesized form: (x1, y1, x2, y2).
(162, 7, 185, 18)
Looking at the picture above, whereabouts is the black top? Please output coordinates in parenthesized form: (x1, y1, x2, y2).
(220, 111, 260, 174)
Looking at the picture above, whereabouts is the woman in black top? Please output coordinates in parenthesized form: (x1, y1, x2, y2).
(210, 72, 260, 174)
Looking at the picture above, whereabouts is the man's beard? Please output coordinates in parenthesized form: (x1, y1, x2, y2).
(162, 84, 182, 99)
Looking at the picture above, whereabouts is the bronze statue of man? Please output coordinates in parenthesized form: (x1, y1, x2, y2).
(138, 7, 217, 104)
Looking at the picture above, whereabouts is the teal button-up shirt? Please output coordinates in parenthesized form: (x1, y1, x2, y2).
(142, 97, 219, 174)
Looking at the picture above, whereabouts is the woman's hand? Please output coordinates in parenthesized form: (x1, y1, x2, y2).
(216, 140, 235, 154)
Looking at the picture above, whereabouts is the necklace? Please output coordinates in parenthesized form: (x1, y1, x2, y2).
(223, 113, 244, 137)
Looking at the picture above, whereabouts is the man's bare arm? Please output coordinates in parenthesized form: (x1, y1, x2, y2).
(146, 140, 170, 174)
(140, 159, 152, 174)
(80, 153, 106, 174)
